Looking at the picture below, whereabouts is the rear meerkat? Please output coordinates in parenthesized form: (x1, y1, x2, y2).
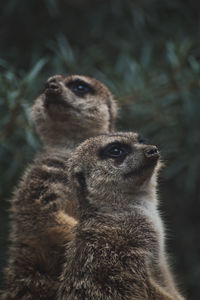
(32, 74, 117, 149)
(58, 132, 185, 300)
(2, 75, 117, 299)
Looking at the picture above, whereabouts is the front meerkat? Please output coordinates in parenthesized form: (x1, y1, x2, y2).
(58, 133, 185, 300)
(2, 75, 117, 299)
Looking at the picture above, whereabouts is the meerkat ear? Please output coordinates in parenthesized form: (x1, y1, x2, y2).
(75, 172, 87, 190)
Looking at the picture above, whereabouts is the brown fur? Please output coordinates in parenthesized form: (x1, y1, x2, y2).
(2, 75, 117, 299)
(58, 132, 185, 300)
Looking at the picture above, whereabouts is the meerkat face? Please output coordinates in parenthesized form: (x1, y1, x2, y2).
(70, 132, 161, 209)
(32, 74, 117, 145)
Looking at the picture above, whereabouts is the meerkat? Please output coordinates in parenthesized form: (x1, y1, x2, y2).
(58, 132, 185, 300)
(1, 75, 117, 299)
(32, 74, 117, 149)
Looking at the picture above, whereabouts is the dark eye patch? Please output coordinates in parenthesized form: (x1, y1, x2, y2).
(98, 142, 132, 161)
(67, 79, 95, 97)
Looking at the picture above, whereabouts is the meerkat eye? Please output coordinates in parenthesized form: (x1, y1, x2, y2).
(99, 142, 131, 159)
(106, 146, 124, 157)
(67, 79, 95, 97)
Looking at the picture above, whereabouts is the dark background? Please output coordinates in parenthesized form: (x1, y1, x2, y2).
(0, 1, 200, 299)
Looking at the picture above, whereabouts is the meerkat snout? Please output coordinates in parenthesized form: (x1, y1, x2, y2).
(44, 79, 63, 108)
(44, 79, 60, 94)
(44, 75, 63, 95)
(144, 145, 159, 158)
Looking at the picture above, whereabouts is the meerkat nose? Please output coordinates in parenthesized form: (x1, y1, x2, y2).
(45, 81, 59, 91)
(44, 78, 62, 96)
(144, 146, 159, 158)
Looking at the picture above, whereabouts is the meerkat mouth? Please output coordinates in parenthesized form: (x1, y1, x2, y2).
(44, 94, 70, 108)
(123, 160, 158, 179)
(44, 94, 81, 113)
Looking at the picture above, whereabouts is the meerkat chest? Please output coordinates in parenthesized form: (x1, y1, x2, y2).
(134, 204, 165, 254)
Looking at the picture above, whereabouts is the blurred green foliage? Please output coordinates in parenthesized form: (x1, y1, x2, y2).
(0, 0, 200, 299)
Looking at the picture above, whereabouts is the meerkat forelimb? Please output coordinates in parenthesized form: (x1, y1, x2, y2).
(58, 132, 185, 300)
(2, 75, 118, 299)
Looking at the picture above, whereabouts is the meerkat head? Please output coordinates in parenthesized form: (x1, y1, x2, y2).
(31, 74, 117, 147)
(69, 132, 161, 214)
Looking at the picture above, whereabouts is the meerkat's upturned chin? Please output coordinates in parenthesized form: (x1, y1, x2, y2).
(31, 74, 118, 147)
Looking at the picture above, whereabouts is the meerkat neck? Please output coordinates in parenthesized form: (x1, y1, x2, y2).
(42, 131, 89, 151)
(82, 182, 158, 219)
(131, 185, 158, 209)
(43, 138, 80, 152)
(40, 127, 103, 149)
